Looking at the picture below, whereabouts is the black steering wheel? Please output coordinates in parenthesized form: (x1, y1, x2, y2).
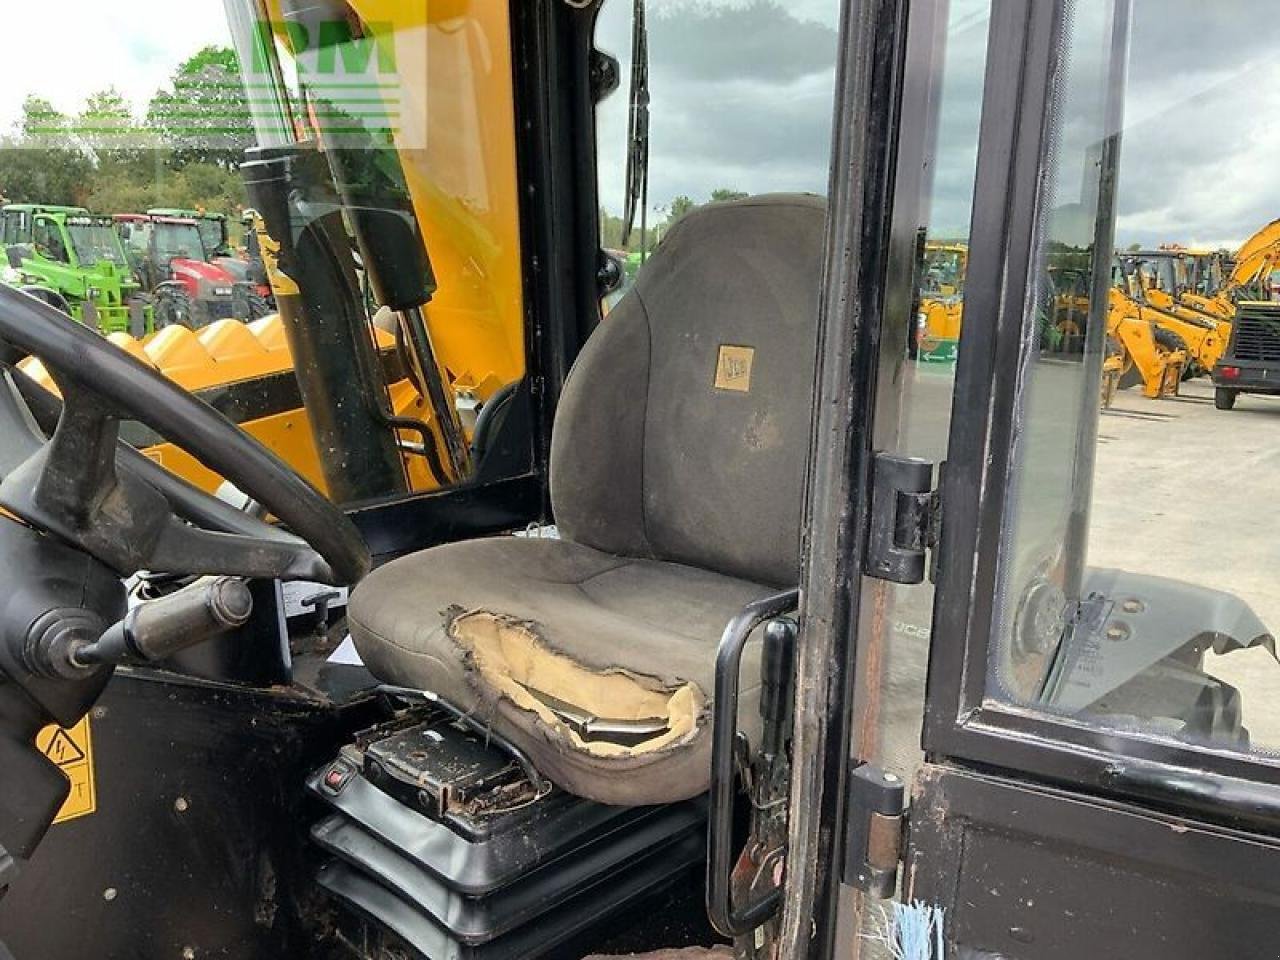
(0, 286, 369, 586)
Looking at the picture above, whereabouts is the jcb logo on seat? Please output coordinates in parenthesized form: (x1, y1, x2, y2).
(715, 345, 755, 393)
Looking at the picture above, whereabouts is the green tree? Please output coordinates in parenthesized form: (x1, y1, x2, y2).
(667, 195, 696, 225)
(79, 88, 148, 163)
(600, 207, 627, 249)
(0, 98, 93, 205)
(148, 46, 253, 170)
(0, 146, 93, 206)
(710, 188, 748, 203)
(19, 96, 70, 144)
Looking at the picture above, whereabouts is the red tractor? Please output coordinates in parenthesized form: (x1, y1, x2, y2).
(146, 207, 276, 318)
(113, 213, 245, 330)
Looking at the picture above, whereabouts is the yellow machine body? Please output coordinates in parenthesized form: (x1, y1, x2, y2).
(1123, 260, 1232, 374)
(19, 318, 456, 497)
(1106, 287, 1187, 401)
(917, 242, 967, 360)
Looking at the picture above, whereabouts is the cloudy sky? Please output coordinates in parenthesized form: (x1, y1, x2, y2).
(0, 2, 233, 126)
(3, 1, 1278, 251)
(594, 0, 1280, 250)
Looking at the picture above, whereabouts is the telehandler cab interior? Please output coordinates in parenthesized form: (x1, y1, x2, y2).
(5, 2, 1280, 960)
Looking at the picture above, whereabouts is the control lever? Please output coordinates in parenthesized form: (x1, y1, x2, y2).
(759, 618, 797, 764)
(72, 577, 253, 668)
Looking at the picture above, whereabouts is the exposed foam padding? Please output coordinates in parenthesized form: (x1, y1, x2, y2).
(450, 610, 704, 758)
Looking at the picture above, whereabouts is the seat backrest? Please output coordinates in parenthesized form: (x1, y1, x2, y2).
(550, 194, 826, 587)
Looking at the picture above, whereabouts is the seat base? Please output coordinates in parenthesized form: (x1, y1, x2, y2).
(309, 708, 707, 959)
(348, 536, 778, 805)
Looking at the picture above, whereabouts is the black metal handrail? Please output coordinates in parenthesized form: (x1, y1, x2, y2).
(706, 587, 800, 938)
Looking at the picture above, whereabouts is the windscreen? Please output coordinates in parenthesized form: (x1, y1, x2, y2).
(593, 0, 840, 305)
(0, 0, 529, 509)
(67, 222, 127, 267)
(153, 223, 205, 262)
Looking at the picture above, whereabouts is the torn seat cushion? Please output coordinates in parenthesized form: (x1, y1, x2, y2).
(348, 536, 777, 806)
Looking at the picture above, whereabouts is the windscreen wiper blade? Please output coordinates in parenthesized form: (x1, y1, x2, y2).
(621, 0, 650, 257)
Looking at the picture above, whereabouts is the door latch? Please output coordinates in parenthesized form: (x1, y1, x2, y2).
(843, 764, 906, 898)
(865, 453, 941, 584)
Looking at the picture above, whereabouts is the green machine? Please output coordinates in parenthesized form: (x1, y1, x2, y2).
(4, 211, 151, 335)
(0, 204, 89, 247)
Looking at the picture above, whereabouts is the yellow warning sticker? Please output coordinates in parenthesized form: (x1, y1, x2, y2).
(36, 717, 96, 824)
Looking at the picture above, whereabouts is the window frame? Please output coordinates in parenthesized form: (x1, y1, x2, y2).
(32, 217, 69, 264)
(922, 0, 1280, 831)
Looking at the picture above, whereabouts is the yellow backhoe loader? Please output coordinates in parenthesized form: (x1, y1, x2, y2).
(1113, 219, 1280, 385)
(916, 241, 966, 362)
(1118, 252, 1229, 378)
(1103, 284, 1187, 406)
(1210, 217, 1280, 308)
(1156, 220, 1280, 321)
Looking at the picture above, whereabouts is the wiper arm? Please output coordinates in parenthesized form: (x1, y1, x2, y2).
(621, 0, 650, 258)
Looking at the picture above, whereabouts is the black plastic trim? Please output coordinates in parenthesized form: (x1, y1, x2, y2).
(313, 802, 704, 944)
(306, 766, 671, 896)
(316, 831, 704, 960)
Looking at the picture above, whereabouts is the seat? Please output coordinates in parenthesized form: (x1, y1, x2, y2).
(348, 194, 826, 806)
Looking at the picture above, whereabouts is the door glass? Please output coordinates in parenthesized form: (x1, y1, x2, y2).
(985, 1, 1280, 757)
(32, 219, 68, 263)
(851, 0, 993, 779)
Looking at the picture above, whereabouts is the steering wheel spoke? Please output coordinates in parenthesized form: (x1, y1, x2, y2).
(34, 385, 123, 521)
(148, 516, 336, 583)
(0, 287, 369, 586)
(1, 422, 173, 577)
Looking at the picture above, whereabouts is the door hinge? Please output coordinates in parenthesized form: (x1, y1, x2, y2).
(843, 764, 906, 898)
(865, 453, 942, 585)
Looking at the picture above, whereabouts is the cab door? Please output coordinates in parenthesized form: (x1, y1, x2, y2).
(814, 0, 1280, 957)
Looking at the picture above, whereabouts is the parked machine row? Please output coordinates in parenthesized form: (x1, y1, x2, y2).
(916, 217, 1280, 410)
(0, 202, 274, 336)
